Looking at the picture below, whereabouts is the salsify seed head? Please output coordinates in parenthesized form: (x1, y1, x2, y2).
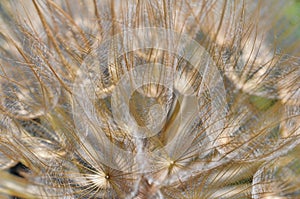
(0, 0, 299, 198)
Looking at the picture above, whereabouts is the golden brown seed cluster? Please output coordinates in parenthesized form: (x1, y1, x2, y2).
(0, 0, 299, 198)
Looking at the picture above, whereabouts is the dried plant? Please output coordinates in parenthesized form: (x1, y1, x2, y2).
(0, 0, 299, 198)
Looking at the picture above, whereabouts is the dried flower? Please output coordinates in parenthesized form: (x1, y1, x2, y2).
(0, 0, 299, 198)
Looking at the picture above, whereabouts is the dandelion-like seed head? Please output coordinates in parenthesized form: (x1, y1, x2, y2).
(0, 0, 299, 198)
